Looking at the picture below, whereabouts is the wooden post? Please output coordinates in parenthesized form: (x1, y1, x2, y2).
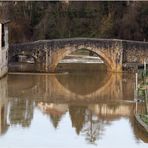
(143, 59, 148, 114)
(136, 73, 138, 91)
(135, 73, 138, 114)
(144, 59, 146, 75)
(145, 89, 148, 114)
(45, 50, 48, 71)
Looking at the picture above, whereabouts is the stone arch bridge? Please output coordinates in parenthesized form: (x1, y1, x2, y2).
(9, 38, 148, 72)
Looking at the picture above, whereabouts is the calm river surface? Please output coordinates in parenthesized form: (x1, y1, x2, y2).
(0, 63, 148, 148)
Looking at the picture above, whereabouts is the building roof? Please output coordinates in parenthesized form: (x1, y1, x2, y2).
(0, 20, 10, 24)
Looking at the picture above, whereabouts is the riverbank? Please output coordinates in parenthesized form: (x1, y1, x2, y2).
(135, 70, 148, 133)
(135, 114, 148, 133)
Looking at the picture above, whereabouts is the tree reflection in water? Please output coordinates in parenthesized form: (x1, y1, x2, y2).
(69, 105, 86, 135)
(81, 110, 105, 145)
(37, 103, 107, 144)
(37, 103, 103, 144)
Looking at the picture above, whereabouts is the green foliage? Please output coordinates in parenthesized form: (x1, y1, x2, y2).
(140, 114, 148, 125)
(98, 14, 114, 38)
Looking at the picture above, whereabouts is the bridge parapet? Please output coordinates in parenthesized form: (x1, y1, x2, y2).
(10, 38, 123, 51)
(122, 40, 148, 63)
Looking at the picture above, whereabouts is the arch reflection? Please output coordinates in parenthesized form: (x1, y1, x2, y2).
(8, 72, 134, 103)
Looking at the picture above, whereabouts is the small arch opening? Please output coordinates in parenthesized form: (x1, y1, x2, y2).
(10, 54, 36, 63)
(56, 48, 107, 73)
(9, 54, 37, 72)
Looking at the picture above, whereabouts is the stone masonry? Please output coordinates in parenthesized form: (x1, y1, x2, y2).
(9, 38, 148, 72)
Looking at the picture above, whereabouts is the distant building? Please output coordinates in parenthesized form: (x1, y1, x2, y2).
(0, 20, 9, 78)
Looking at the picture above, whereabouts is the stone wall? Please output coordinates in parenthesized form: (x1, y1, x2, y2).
(122, 40, 148, 64)
(9, 38, 148, 73)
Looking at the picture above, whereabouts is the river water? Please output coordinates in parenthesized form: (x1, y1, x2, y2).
(0, 62, 147, 148)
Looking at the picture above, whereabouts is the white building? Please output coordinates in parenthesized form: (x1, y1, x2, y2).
(0, 20, 9, 78)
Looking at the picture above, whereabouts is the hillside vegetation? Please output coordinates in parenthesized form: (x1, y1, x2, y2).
(0, 1, 148, 43)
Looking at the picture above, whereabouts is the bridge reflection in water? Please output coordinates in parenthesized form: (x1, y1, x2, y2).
(8, 72, 134, 102)
(0, 72, 147, 145)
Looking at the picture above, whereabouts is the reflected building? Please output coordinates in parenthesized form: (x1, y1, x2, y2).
(0, 76, 8, 135)
(8, 98, 34, 127)
(0, 75, 34, 129)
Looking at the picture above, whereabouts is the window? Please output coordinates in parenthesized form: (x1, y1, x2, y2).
(2, 24, 5, 47)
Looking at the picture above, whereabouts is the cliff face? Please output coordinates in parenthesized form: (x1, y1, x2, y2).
(0, 1, 148, 43)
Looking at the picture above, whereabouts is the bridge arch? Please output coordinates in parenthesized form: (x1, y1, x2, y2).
(10, 38, 126, 72)
(49, 45, 115, 72)
(9, 53, 38, 63)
